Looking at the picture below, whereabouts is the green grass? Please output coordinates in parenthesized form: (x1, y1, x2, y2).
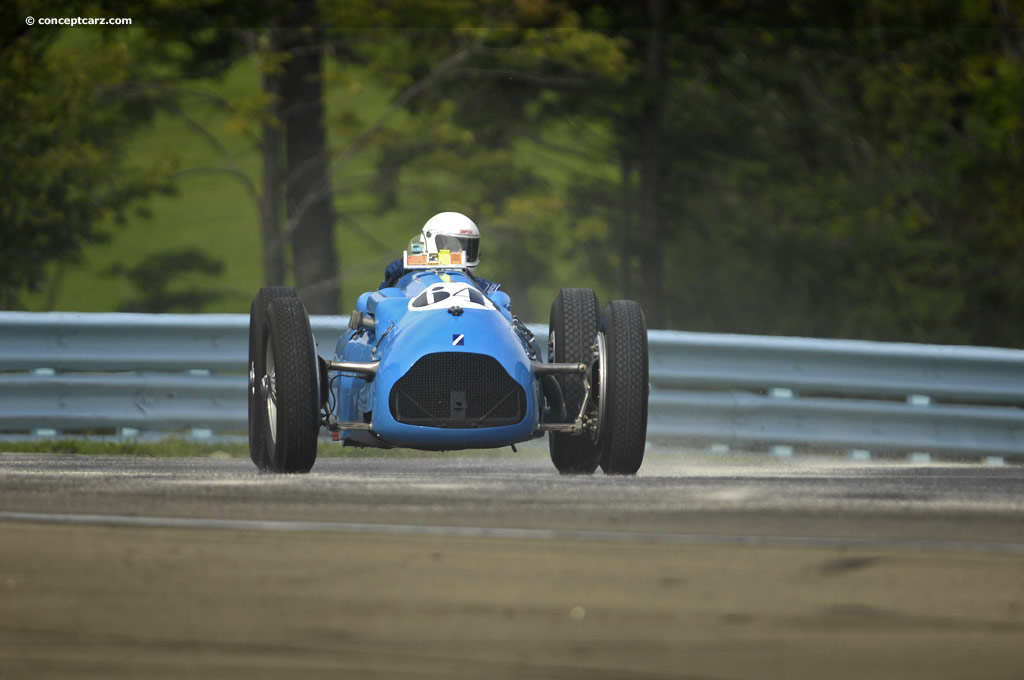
(0, 437, 250, 458)
(0, 437, 548, 460)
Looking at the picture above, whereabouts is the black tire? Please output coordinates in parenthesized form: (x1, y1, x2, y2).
(248, 286, 297, 470)
(597, 300, 649, 475)
(255, 296, 321, 473)
(548, 288, 602, 474)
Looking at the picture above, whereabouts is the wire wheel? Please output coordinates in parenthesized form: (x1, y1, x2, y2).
(248, 286, 298, 470)
(250, 294, 320, 473)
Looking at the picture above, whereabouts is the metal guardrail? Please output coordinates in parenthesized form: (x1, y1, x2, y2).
(0, 312, 346, 435)
(2, 311, 1023, 459)
(645, 332, 1024, 458)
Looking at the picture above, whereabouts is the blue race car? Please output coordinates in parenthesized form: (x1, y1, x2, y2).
(247, 242, 649, 475)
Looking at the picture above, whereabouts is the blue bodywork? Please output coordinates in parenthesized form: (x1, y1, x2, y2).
(330, 269, 542, 449)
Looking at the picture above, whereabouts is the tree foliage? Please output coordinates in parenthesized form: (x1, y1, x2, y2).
(0, 5, 171, 307)
(110, 247, 226, 313)
(6, 0, 1024, 347)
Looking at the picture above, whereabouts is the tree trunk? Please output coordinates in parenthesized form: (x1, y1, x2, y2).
(619, 147, 639, 301)
(280, 0, 339, 314)
(638, 0, 667, 328)
(260, 31, 285, 287)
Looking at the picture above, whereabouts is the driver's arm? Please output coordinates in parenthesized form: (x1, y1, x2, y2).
(380, 258, 405, 289)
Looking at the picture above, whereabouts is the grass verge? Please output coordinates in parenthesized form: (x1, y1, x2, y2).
(0, 437, 549, 460)
(0, 438, 249, 458)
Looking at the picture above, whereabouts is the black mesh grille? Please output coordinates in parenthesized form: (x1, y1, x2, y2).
(390, 352, 526, 428)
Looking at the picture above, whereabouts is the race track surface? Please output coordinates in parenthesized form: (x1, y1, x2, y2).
(2, 450, 1023, 679)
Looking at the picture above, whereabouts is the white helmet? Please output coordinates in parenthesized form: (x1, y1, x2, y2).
(421, 212, 480, 270)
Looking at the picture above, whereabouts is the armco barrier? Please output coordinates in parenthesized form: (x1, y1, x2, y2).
(2, 311, 1023, 459)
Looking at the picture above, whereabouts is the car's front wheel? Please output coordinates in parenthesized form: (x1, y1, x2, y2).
(548, 288, 602, 474)
(597, 300, 649, 475)
(251, 295, 320, 473)
(248, 286, 298, 470)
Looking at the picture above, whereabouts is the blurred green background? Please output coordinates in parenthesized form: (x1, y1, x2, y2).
(3, 0, 1023, 346)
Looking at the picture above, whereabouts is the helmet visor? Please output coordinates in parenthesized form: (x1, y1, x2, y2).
(434, 234, 479, 264)
(459, 236, 479, 264)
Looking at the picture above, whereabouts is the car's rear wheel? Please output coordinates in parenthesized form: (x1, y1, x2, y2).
(248, 286, 297, 470)
(548, 288, 602, 474)
(597, 300, 649, 475)
(252, 295, 320, 473)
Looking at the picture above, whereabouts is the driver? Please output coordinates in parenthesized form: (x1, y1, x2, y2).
(380, 212, 501, 293)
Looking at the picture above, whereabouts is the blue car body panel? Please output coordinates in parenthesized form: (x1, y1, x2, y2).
(331, 269, 541, 449)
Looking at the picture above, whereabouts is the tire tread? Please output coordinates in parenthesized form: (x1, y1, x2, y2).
(599, 300, 648, 475)
(264, 296, 320, 473)
(248, 286, 298, 470)
(549, 288, 602, 474)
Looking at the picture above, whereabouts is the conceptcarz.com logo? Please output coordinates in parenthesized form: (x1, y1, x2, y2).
(26, 16, 133, 26)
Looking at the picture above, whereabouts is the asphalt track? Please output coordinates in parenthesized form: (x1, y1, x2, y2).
(1, 448, 1023, 679)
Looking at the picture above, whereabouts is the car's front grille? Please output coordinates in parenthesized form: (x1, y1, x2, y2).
(389, 352, 526, 428)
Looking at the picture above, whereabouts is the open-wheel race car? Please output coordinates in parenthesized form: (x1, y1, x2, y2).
(247, 235, 649, 475)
